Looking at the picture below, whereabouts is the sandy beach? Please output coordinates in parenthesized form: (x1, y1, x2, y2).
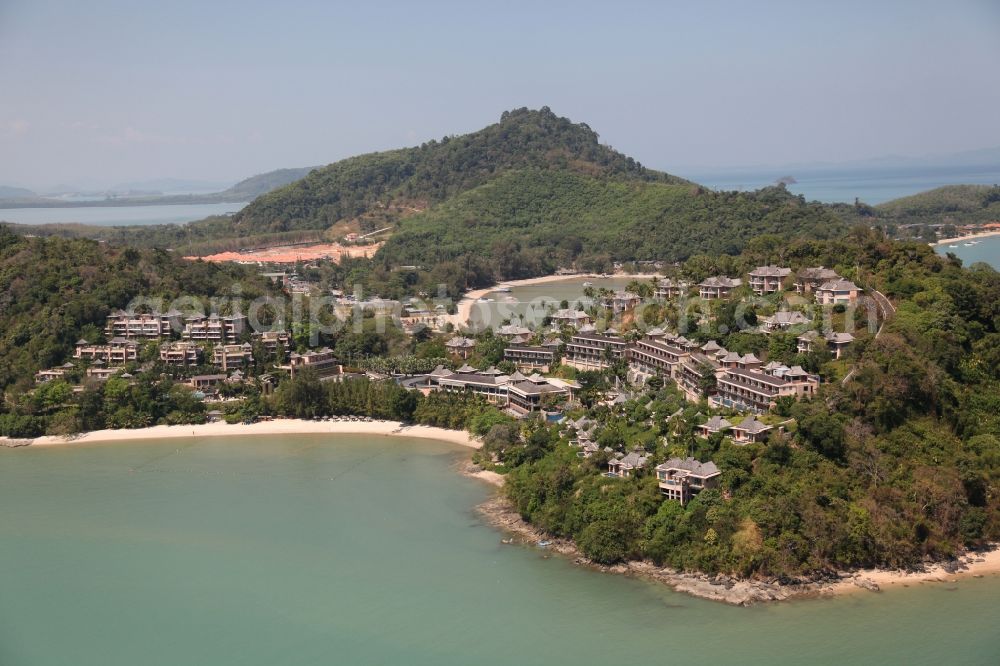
(5, 418, 481, 450)
(449, 272, 662, 329)
(932, 229, 1000, 246)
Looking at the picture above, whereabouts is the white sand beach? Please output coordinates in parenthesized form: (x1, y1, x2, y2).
(932, 229, 1000, 246)
(824, 547, 1000, 596)
(8, 419, 481, 449)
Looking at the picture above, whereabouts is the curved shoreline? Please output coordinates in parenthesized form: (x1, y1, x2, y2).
(449, 272, 662, 328)
(1, 419, 481, 449)
(931, 229, 1000, 246)
(476, 495, 1000, 605)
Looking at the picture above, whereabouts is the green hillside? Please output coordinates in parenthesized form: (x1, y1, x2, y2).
(378, 168, 845, 277)
(877, 184, 1000, 217)
(229, 107, 685, 236)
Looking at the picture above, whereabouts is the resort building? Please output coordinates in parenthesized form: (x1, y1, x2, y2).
(280, 348, 341, 379)
(564, 332, 629, 370)
(815, 279, 860, 305)
(797, 330, 854, 359)
(608, 291, 641, 314)
(504, 345, 557, 372)
(212, 343, 254, 369)
(497, 323, 532, 344)
(551, 309, 592, 328)
(182, 314, 247, 343)
(627, 337, 689, 377)
(730, 416, 773, 444)
(256, 330, 291, 356)
(105, 309, 181, 338)
(761, 310, 811, 331)
(714, 368, 799, 413)
(445, 336, 477, 359)
(74, 338, 139, 365)
(35, 367, 69, 383)
(506, 372, 573, 415)
(608, 450, 649, 478)
(795, 267, 840, 294)
(654, 278, 691, 300)
(86, 367, 117, 381)
(698, 276, 743, 300)
(423, 366, 571, 416)
(655, 457, 721, 504)
(748, 266, 792, 295)
(159, 341, 202, 366)
(189, 374, 227, 390)
(697, 415, 732, 438)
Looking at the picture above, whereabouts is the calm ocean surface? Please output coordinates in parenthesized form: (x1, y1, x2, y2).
(936, 235, 1000, 270)
(2, 434, 998, 666)
(0, 201, 246, 227)
(686, 164, 1000, 204)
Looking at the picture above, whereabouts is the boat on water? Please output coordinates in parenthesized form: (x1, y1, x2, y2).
(964, 242, 975, 246)
(948, 244, 959, 248)
(494, 286, 512, 293)
(582, 281, 593, 287)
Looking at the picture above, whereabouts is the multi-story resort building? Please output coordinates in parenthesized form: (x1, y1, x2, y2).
(105, 310, 182, 338)
(698, 276, 742, 300)
(74, 338, 139, 365)
(256, 330, 290, 356)
(748, 266, 792, 295)
(797, 330, 855, 359)
(181, 314, 247, 343)
(761, 310, 811, 331)
(550, 309, 592, 328)
(444, 336, 477, 359)
(607, 450, 649, 478)
(654, 278, 690, 300)
(212, 343, 254, 369)
(713, 364, 819, 413)
(627, 337, 689, 377)
(159, 341, 202, 366)
(280, 348, 341, 379)
(504, 344, 557, 372)
(795, 267, 840, 294)
(426, 365, 572, 416)
(697, 415, 732, 438)
(655, 457, 721, 504)
(815, 279, 861, 305)
(608, 291, 641, 314)
(564, 331, 629, 370)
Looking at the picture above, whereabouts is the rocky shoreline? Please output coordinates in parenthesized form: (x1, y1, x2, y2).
(474, 494, 995, 606)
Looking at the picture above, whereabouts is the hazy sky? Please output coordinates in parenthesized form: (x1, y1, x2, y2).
(1, 0, 999, 189)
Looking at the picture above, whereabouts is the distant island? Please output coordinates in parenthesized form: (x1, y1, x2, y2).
(0, 166, 317, 209)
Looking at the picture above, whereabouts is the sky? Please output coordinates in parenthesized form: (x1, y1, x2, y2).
(1, 0, 999, 190)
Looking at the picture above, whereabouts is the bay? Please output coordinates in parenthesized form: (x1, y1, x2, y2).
(0, 202, 247, 227)
(1, 434, 998, 665)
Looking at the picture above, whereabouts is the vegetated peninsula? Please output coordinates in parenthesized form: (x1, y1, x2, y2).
(2, 109, 998, 602)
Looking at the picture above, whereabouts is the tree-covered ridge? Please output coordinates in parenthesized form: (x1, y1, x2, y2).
(378, 169, 847, 279)
(498, 231, 1000, 576)
(0, 226, 274, 391)
(228, 107, 687, 236)
(877, 184, 1000, 218)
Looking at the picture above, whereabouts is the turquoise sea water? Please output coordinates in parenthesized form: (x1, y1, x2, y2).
(936, 235, 1000, 270)
(0, 201, 246, 227)
(470, 276, 639, 328)
(1, 434, 999, 666)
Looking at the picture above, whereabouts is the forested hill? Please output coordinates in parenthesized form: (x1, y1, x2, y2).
(228, 107, 687, 236)
(377, 169, 845, 278)
(0, 226, 275, 391)
(219, 166, 318, 200)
